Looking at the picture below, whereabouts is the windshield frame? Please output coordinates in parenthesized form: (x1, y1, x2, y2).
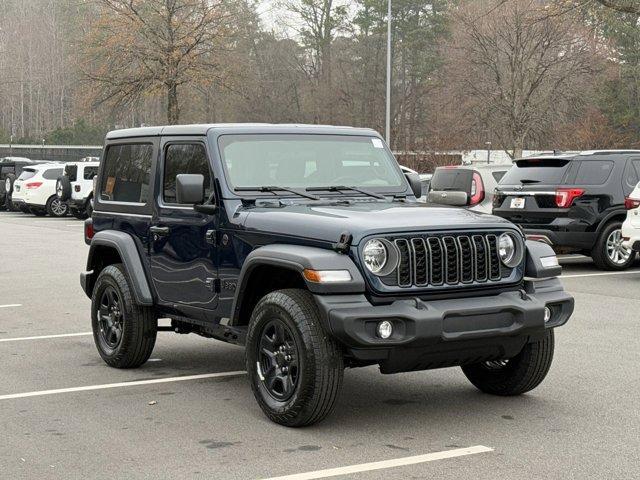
(213, 131, 409, 199)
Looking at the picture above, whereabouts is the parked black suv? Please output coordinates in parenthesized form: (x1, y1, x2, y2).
(80, 124, 574, 426)
(493, 151, 640, 270)
(0, 158, 44, 211)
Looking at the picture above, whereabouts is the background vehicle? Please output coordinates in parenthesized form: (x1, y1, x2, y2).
(427, 164, 509, 213)
(493, 151, 640, 270)
(11, 163, 68, 217)
(81, 124, 573, 427)
(622, 181, 640, 253)
(56, 161, 100, 219)
(0, 158, 43, 211)
(400, 166, 432, 202)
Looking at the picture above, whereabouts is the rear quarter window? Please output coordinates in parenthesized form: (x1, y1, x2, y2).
(83, 166, 98, 180)
(100, 144, 153, 203)
(573, 161, 614, 185)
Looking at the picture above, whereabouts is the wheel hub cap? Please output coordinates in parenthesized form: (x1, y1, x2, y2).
(606, 229, 631, 265)
(258, 320, 299, 401)
(98, 287, 123, 349)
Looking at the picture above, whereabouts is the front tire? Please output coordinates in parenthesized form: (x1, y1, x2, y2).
(462, 329, 555, 396)
(591, 221, 636, 270)
(91, 264, 157, 368)
(246, 289, 344, 427)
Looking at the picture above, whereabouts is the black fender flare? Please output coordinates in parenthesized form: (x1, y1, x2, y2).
(84, 230, 154, 305)
(525, 240, 562, 279)
(595, 209, 628, 235)
(230, 244, 365, 324)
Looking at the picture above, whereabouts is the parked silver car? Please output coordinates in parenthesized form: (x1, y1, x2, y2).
(427, 164, 509, 213)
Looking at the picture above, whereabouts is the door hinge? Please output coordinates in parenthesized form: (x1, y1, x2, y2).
(205, 229, 217, 246)
(205, 278, 221, 293)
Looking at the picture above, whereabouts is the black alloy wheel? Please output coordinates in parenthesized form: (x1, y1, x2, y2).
(258, 319, 300, 402)
(97, 286, 124, 350)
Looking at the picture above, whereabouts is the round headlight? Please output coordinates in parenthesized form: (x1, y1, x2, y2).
(363, 239, 387, 274)
(498, 233, 522, 268)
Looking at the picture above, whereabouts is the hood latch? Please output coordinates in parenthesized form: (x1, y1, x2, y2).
(333, 231, 352, 254)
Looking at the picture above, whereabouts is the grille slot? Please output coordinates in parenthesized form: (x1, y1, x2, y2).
(394, 239, 412, 287)
(384, 232, 516, 289)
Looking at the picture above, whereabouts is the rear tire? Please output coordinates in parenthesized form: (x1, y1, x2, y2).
(71, 208, 88, 220)
(246, 289, 344, 427)
(462, 329, 554, 396)
(91, 264, 157, 368)
(46, 195, 68, 217)
(591, 221, 636, 271)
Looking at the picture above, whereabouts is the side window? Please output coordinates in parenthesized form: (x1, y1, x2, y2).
(163, 143, 212, 204)
(100, 144, 153, 203)
(83, 166, 98, 180)
(574, 161, 614, 185)
(43, 168, 63, 180)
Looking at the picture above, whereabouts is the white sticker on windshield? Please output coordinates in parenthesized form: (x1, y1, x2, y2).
(371, 138, 384, 149)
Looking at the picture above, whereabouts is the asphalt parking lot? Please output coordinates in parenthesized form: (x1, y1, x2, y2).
(1, 210, 639, 480)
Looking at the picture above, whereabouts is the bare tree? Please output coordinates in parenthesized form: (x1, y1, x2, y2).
(594, 0, 640, 15)
(82, 0, 230, 124)
(445, 0, 601, 158)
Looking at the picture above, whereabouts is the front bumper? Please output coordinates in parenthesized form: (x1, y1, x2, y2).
(314, 278, 573, 373)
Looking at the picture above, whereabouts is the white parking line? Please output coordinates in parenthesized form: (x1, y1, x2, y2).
(0, 371, 247, 401)
(562, 270, 640, 279)
(0, 332, 92, 343)
(0, 304, 22, 309)
(261, 446, 494, 480)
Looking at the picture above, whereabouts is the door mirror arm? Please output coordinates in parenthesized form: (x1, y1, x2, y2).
(193, 203, 217, 214)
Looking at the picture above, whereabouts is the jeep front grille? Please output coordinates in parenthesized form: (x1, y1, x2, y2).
(385, 233, 511, 289)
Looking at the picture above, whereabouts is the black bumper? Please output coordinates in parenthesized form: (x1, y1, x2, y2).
(314, 278, 573, 373)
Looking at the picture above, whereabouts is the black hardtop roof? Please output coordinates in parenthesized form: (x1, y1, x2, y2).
(105, 123, 380, 140)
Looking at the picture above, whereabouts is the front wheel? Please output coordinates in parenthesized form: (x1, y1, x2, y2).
(91, 264, 157, 368)
(246, 289, 344, 427)
(462, 329, 554, 396)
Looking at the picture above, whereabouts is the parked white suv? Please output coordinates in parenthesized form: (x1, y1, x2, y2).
(622, 182, 640, 253)
(56, 161, 99, 219)
(11, 163, 68, 216)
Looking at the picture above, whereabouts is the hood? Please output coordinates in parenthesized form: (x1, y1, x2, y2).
(240, 200, 515, 244)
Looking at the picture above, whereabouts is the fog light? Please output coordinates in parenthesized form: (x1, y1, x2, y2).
(544, 307, 552, 323)
(376, 320, 393, 339)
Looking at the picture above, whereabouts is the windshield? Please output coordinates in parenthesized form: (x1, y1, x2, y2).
(218, 134, 404, 191)
(500, 159, 571, 185)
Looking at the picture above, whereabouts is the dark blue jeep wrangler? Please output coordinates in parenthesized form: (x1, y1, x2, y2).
(81, 124, 574, 426)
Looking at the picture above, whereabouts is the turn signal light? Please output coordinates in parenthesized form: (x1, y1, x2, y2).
(25, 182, 43, 189)
(303, 269, 351, 283)
(555, 188, 584, 208)
(624, 197, 640, 210)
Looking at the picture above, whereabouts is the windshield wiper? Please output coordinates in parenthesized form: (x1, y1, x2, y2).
(234, 186, 320, 201)
(306, 185, 386, 200)
(519, 179, 541, 184)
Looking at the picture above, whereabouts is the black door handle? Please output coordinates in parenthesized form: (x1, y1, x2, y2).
(150, 226, 170, 236)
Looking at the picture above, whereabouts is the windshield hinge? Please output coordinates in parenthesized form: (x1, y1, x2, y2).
(333, 232, 353, 254)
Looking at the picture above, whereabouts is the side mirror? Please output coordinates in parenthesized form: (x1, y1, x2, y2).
(404, 172, 422, 198)
(176, 174, 205, 205)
